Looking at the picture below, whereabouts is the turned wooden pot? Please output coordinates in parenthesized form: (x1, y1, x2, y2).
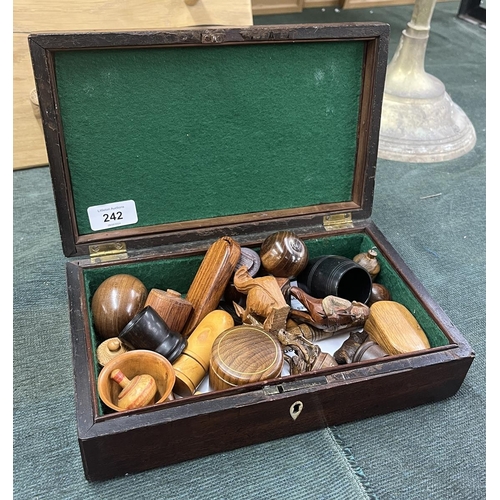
(119, 306, 187, 363)
(209, 325, 284, 391)
(296, 255, 372, 304)
(260, 230, 309, 278)
(91, 274, 148, 339)
(97, 350, 176, 412)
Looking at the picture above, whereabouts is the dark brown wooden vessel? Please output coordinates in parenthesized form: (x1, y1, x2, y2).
(29, 23, 474, 483)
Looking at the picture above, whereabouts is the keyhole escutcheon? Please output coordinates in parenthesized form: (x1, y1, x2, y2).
(289, 401, 304, 420)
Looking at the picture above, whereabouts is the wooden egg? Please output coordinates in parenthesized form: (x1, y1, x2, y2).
(209, 325, 284, 391)
(260, 231, 309, 278)
(91, 274, 147, 339)
(364, 301, 430, 355)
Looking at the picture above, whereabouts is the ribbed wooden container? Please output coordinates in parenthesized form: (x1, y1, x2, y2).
(209, 325, 284, 391)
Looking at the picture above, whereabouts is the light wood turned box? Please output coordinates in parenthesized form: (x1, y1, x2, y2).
(29, 24, 474, 482)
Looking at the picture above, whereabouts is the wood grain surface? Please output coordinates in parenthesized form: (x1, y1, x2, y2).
(182, 237, 241, 336)
(364, 300, 431, 355)
(13, 0, 253, 170)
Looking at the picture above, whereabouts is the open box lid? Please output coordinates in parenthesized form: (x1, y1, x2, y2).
(29, 23, 389, 258)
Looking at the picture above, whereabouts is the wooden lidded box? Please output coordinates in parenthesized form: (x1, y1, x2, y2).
(28, 24, 474, 482)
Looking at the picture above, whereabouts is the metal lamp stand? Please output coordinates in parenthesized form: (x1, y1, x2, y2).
(377, 0, 476, 163)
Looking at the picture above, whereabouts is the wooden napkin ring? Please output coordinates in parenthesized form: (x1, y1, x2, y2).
(144, 288, 193, 334)
(209, 325, 284, 391)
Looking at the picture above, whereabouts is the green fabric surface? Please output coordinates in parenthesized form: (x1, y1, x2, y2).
(55, 42, 363, 235)
(12, 2, 486, 499)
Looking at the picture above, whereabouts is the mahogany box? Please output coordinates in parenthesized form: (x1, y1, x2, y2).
(28, 23, 474, 482)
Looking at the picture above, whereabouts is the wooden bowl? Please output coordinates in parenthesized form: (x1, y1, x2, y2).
(97, 350, 176, 412)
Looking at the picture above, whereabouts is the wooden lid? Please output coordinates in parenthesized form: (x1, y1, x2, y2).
(209, 325, 284, 391)
(29, 25, 389, 257)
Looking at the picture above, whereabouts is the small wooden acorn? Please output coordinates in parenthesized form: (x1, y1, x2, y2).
(96, 338, 130, 367)
(260, 230, 309, 278)
(353, 248, 381, 280)
(110, 368, 157, 410)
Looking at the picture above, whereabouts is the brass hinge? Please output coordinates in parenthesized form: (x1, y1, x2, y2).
(89, 242, 128, 263)
(323, 213, 353, 231)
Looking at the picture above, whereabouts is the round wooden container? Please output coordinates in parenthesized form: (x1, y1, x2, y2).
(209, 325, 284, 391)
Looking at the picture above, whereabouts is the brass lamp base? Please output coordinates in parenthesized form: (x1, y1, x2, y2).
(377, 0, 476, 163)
(378, 85, 477, 163)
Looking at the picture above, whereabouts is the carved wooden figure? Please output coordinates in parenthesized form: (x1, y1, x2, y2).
(233, 265, 290, 334)
(288, 286, 370, 333)
(285, 319, 334, 343)
(277, 327, 338, 375)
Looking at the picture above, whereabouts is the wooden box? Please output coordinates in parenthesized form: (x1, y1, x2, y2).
(28, 24, 474, 482)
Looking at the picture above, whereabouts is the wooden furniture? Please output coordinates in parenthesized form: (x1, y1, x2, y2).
(13, 0, 253, 170)
(458, 0, 486, 28)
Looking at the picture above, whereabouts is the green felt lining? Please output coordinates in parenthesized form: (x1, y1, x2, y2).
(84, 233, 448, 415)
(54, 41, 365, 236)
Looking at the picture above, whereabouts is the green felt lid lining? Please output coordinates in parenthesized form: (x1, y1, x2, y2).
(53, 40, 365, 237)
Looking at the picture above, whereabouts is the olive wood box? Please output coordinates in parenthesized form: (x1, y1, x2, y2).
(28, 24, 474, 482)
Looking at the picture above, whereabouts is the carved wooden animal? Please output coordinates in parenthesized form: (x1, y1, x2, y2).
(233, 266, 290, 334)
(288, 286, 369, 333)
